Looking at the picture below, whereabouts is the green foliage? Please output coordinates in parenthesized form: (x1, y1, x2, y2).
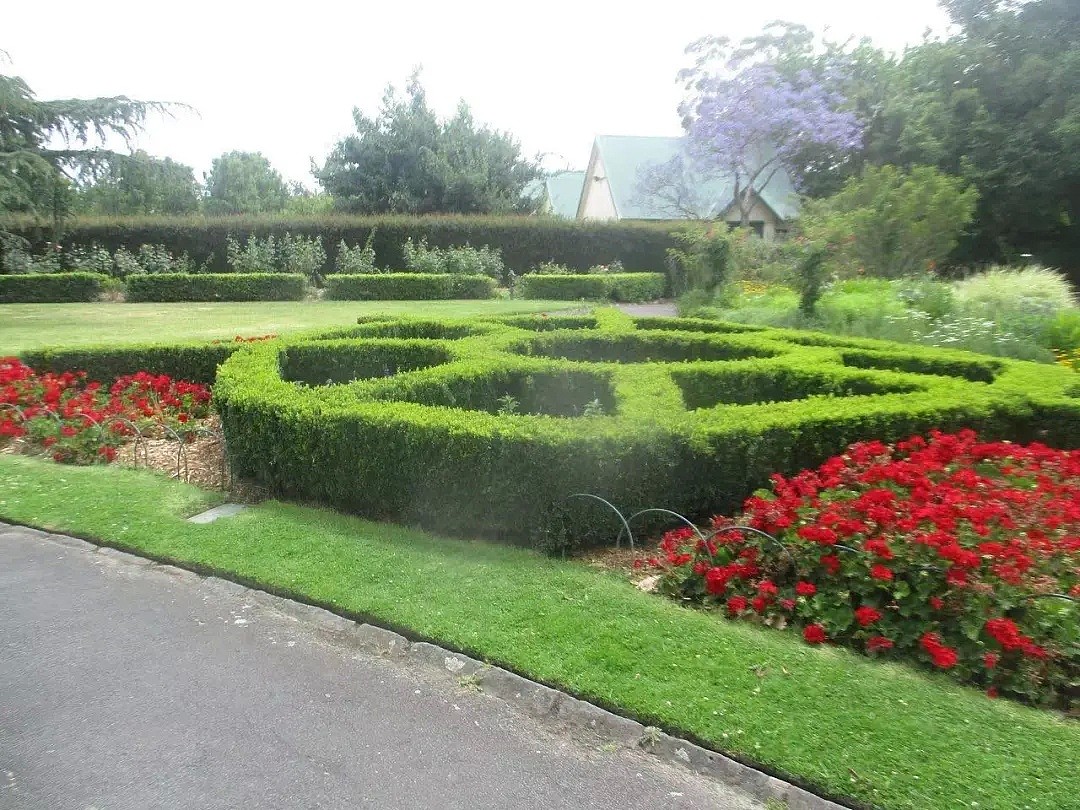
(402, 238, 507, 282)
(953, 266, 1077, 319)
(212, 310, 1080, 553)
(224, 233, 327, 283)
(203, 151, 290, 215)
(794, 244, 828, 316)
(0, 272, 106, 303)
(801, 165, 978, 278)
(6, 215, 676, 277)
(334, 231, 378, 275)
(325, 273, 496, 300)
(668, 225, 731, 295)
(73, 150, 200, 216)
(1043, 310, 1080, 353)
(517, 273, 666, 302)
(21, 340, 238, 384)
(315, 71, 540, 215)
(124, 273, 307, 302)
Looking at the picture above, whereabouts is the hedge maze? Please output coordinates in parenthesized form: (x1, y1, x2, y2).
(212, 309, 1080, 550)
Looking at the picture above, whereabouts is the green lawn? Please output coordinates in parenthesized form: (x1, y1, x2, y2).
(0, 300, 579, 353)
(1, 454, 1076, 810)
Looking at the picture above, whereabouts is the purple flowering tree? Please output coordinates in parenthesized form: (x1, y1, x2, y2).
(640, 30, 863, 225)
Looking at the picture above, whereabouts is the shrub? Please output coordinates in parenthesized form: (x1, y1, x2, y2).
(0, 272, 107, 303)
(646, 430, 1079, 709)
(325, 273, 496, 300)
(213, 310, 1080, 553)
(668, 225, 731, 295)
(125, 273, 307, 302)
(7, 214, 678, 277)
(953, 266, 1077, 320)
(21, 341, 240, 384)
(801, 165, 978, 278)
(518, 273, 666, 302)
(402, 238, 508, 283)
(334, 231, 378, 275)
(225, 233, 327, 283)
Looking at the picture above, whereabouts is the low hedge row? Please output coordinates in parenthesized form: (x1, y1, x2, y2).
(325, 273, 496, 300)
(212, 310, 1080, 550)
(124, 273, 307, 302)
(6, 214, 678, 274)
(517, 273, 666, 302)
(21, 340, 240, 385)
(0, 272, 107, 303)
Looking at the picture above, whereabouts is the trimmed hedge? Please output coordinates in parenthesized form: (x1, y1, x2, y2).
(325, 273, 496, 300)
(7, 214, 678, 275)
(125, 273, 307, 302)
(21, 340, 240, 384)
(212, 309, 1080, 550)
(0, 272, 107, 303)
(518, 273, 667, 302)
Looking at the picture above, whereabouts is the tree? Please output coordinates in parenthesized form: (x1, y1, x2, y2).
(315, 71, 540, 214)
(864, 0, 1080, 267)
(73, 150, 199, 215)
(800, 165, 978, 277)
(203, 151, 290, 215)
(0, 68, 172, 224)
(667, 26, 864, 226)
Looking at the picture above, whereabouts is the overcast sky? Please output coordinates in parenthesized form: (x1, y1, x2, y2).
(5, 0, 948, 188)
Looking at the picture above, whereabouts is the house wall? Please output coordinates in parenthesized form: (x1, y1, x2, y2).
(723, 197, 783, 241)
(577, 148, 619, 220)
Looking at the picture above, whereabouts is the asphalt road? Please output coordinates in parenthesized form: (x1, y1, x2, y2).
(0, 526, 761, 810)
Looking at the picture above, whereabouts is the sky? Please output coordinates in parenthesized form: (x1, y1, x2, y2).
(5, 0, 948, 188)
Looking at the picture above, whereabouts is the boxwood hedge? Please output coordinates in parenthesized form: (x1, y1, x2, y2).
(326, 273, 496, 300)
(213, 309, 1080, 550)
(0, 272, 107, 303)
(125, 273, 307, 302)
(517, 273, 667, 302)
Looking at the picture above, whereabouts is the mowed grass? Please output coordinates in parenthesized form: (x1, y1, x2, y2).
(0, 300, 579, 354)
(1, 454, 1076, 810)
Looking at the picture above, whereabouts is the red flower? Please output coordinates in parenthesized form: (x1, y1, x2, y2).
(803, 624, 827, 645)
(757, 580, 779, 598)
(795, 581, 817, 597)
(983, 652, 999, 670)
(820, 554, 841, 575)
(870, 564, 894, 582)
(854, 606, 882, 627)
(705, 567, 730, 595)
(929, 596, 944, 611)
(750, 595, 768, 613)
(986, 687, 999, 699)
(726, 596, 747, 615)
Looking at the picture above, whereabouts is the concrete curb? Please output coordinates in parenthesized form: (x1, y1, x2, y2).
(1, 522, 848, 810)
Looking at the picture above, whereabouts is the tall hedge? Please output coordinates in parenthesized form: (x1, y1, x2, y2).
(518, 273, 667, 302)
(7, 214, 678, 275)
(0, 272, 107, 303)
(125, 273, 307, 302)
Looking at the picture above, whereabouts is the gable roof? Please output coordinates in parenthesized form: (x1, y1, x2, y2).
(592, 135, 799, 221)
(544, 171, 586, 219)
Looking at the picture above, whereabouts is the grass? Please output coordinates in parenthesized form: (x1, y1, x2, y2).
(1, 454, 1077, 810)
(0, 300, 579, 354)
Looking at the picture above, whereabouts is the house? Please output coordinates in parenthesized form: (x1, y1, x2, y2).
(572, 135, 799, 240)
(532, 170, 587, 219)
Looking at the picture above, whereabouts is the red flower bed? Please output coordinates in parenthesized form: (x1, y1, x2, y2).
(646, 430, 1080, 708)
(0, 357, 211, 464)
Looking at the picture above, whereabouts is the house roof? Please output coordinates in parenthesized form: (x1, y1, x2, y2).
(545, 171, 586, 219)
(592, 135, 799, 221)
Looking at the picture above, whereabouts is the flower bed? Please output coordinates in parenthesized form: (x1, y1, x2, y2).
(0, 357, 212, 464)
(646, 430, 1079, 709)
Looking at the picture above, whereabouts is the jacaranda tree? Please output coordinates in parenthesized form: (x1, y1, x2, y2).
(670, 29, 864, 226)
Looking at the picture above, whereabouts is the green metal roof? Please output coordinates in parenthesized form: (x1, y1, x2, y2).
(544, 171, 586, 218)
(593, 135, 799, 221)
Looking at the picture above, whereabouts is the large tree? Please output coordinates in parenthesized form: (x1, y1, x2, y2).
(315, 72, 540, 214)
(0, 69, 172, 224)
(74, 150, 199, 215)
(203, 150, 290, 215)
(865, 0, 1080, 266)
(645, 24, 863, 226)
